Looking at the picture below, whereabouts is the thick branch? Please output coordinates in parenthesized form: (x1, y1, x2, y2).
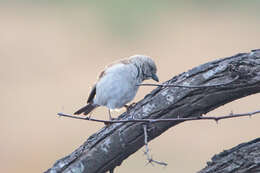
(46, 49, 260, 173)
(198, 138, 260, 173)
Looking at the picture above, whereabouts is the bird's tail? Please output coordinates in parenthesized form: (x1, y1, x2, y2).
(74, 103, 98, 115)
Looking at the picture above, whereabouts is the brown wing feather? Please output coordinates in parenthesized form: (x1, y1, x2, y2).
(87, 85, 96, 103)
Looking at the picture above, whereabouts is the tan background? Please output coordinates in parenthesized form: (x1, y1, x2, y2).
(1, 1, 260, 173)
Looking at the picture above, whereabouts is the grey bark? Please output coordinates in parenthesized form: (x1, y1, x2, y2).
(46, 49, 260, 173)
(198, 138, 260, 173)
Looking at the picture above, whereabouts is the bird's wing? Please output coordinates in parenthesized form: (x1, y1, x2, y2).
(87, 66, 109, 104)
(87, 84, 96, 103)
(89, 58, 130, 103)
(97, 59, 130, 80)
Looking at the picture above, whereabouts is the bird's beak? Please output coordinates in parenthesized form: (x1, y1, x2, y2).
(152, 74, 159, 82)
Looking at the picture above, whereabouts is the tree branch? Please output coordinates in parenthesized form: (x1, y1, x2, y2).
(137, 74, 239, 88)
(46, 49, 260, 173)
(198, 138, 260, 173)
(57, 110, 260, 124)
(142, 124, 167, 166)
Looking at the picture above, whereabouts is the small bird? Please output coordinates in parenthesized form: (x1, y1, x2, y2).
(74, 55, 159, 120)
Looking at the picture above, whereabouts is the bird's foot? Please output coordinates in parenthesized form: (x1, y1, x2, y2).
(81, 113, 92, 120)
(104, 117, 115, 126)
(104, 109, 115, 126)
(124, 102, 137, 112)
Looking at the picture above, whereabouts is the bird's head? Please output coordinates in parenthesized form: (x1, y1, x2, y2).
(130, 55, 159, 82)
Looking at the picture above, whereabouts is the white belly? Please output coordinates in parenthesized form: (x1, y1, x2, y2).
(93, 64, 139, 109)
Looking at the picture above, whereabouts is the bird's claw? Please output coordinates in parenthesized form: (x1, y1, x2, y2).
(124, 102, 137, 112)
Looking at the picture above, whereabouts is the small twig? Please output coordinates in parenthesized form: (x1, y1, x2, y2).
(143, 124, 167, 166)
(57, 110, 260, 124)
(137, 75, 239, 88)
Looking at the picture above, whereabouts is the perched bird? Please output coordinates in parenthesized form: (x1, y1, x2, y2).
(74, 55, 159, 119)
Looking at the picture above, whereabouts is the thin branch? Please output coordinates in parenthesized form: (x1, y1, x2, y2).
(143, 124, 167, 166)
(57, 110, 260, 124)
(137, 75, 239, 88)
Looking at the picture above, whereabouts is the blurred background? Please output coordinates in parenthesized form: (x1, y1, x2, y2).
(1, 1, 260, 172)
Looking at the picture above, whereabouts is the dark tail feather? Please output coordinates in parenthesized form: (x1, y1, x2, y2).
(74, 103, 98, 115)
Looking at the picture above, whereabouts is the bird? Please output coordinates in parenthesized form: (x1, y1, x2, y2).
(74, 55, 159, 120)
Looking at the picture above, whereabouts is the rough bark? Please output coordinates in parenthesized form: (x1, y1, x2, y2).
(46, 49, 260, 173)
(198, 138, 260, 173)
